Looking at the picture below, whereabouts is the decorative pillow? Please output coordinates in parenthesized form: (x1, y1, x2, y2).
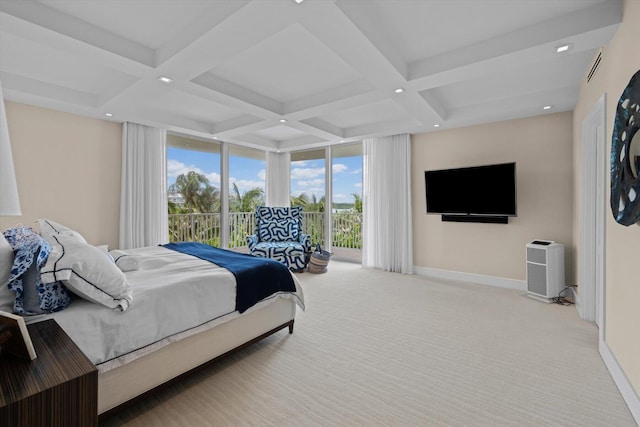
(21, 261, 45, 313)
(0, 233, 15, 310)
(40, 233, 133, 311)
(21, 257, 73, 314)
(96, 245, 116, 263)
(109, 249, 140, 272)
(3, 226, 72, 314)
(36, 218, 87, 244)
(259, 219, 299, 242)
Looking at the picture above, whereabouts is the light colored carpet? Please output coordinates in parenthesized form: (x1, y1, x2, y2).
(101, 261, 635, 426)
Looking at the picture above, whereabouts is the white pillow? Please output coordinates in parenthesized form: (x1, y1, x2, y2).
(36, 218, 87, 244)
(0, 234, 15, 310)
(109, 249, 140, 272)
(40, 233, 133, 311)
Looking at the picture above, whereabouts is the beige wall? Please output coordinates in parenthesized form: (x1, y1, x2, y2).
(0, 102, 122, 248)
(573, 0, 640, 398)
(412, 112, 574, 283)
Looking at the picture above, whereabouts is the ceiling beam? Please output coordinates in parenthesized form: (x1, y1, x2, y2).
(0, 2, 154, 67)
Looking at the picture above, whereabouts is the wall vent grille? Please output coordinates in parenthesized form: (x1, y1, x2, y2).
(586, 49, 603, 84)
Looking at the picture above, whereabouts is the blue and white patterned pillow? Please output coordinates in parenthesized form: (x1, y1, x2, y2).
(259, 219, 299, 242)
(3, 226, 71, 315)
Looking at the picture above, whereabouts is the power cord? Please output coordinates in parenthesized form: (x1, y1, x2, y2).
(551, 286, 575, 306)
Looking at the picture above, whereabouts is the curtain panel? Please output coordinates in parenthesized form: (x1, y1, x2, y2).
(0, 80, 21, 215)
(119, 122, 168, 249)
(363, 133, 413, 274)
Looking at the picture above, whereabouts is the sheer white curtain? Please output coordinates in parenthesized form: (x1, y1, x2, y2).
(0, 80, 21, 216)
(119, 122, 168, 249)
(362, 133, 413, 274)
(266, 151, 290, 207)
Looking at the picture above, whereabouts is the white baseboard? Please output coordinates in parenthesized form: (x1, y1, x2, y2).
(413, 266, 526, 291)
(573, 286, 584, 319)
(599, 339, 640, 424)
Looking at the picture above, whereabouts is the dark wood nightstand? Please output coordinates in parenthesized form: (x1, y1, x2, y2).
(0, 319, 97, 426)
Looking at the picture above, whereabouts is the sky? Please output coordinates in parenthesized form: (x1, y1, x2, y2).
(167, 147, 362, 204)
(290, 156, 362, 204)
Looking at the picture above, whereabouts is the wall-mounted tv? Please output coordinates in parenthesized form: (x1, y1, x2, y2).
(425, 162, 517, 222)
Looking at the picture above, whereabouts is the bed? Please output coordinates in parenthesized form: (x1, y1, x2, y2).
(0, 222, 304, 416)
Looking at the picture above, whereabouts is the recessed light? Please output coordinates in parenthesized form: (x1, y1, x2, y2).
(158, 76, 173, 84)
(213, 136, 219, 140)
(105, 113, 113, 117)
(294, 0, 304, 3)
(277, 150, 281, 153)
(433, 124, 440, 128)
(543, 105, 552, 110)
(340, 140, 346, 143)
(556, 44, 571, 53)
(394, 88, 404, 93)
(279, 119, 287, 123)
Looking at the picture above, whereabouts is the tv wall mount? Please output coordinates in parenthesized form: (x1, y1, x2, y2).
(441, 215, 508, 224)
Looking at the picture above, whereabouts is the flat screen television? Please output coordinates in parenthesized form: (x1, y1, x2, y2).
(425, 162, 517, 218)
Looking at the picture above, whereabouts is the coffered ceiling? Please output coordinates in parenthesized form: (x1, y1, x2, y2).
(0, 0, 622, 151)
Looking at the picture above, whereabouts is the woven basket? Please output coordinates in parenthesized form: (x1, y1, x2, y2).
(308, 244, 332, 274)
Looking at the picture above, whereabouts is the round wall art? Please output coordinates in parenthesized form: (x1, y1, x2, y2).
(610, 69, 640, 226)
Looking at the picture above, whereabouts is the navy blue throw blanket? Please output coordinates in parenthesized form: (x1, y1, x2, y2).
(162, 242, 296, 313)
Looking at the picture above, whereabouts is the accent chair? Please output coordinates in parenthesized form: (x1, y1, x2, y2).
(246, 206, 311, 271)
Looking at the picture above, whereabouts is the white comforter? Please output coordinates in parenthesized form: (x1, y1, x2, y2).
(26, 246, 304, 372)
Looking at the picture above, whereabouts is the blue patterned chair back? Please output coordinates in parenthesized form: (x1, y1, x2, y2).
(254, 206, 303, 238)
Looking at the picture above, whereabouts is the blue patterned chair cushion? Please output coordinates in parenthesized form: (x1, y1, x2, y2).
(259, 219, 299, 242)
(252, 241, 306, 271)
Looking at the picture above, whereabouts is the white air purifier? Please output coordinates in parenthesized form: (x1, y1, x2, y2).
(526, 240, 565, 303)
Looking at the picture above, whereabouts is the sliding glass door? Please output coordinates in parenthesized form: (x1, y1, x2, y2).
(228, 145, 265, 251)
(290, 144, 363, 261)
(167, 134, 264, 252)
(167, 134, 222, 245)
(290, 149, 326, 247)
(331, 144, 363, 262)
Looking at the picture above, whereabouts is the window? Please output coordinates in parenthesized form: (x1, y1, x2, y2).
(331, 144, 363, 261)
(167, 134, 221, 245)
(291, 149, 326, 246)
(228, 145, 266, 249)
(166, 134, 362, 261)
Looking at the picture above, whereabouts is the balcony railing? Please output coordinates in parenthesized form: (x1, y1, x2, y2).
(168, 211, 363, 259)
(331, 212, 362, 250)
(229, 212, 255, 248)
(168, 213, 221, 246)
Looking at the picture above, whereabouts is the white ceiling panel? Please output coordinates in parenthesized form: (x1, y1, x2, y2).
(254, 125, 307, 142)
(319, 99, 409, 130)
(0, 32, 137, 96)
(148, 91, 245, 125)
(207, 24, 363, 104)
(36, 0, 220, 49)
(425, 48, 599, 111)
(349, 0, 609, 63)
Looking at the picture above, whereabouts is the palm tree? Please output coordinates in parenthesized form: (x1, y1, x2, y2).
(197, 185, 220, 213)
(230, 183, 264, 212)
(291, 193, 310, 208)
(352, 193, 362, 213)
(172, 171, 220, 213)
(168, 200, 186, 214)
(174, 171, 207, 212)
(307, 194, 325, 213)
